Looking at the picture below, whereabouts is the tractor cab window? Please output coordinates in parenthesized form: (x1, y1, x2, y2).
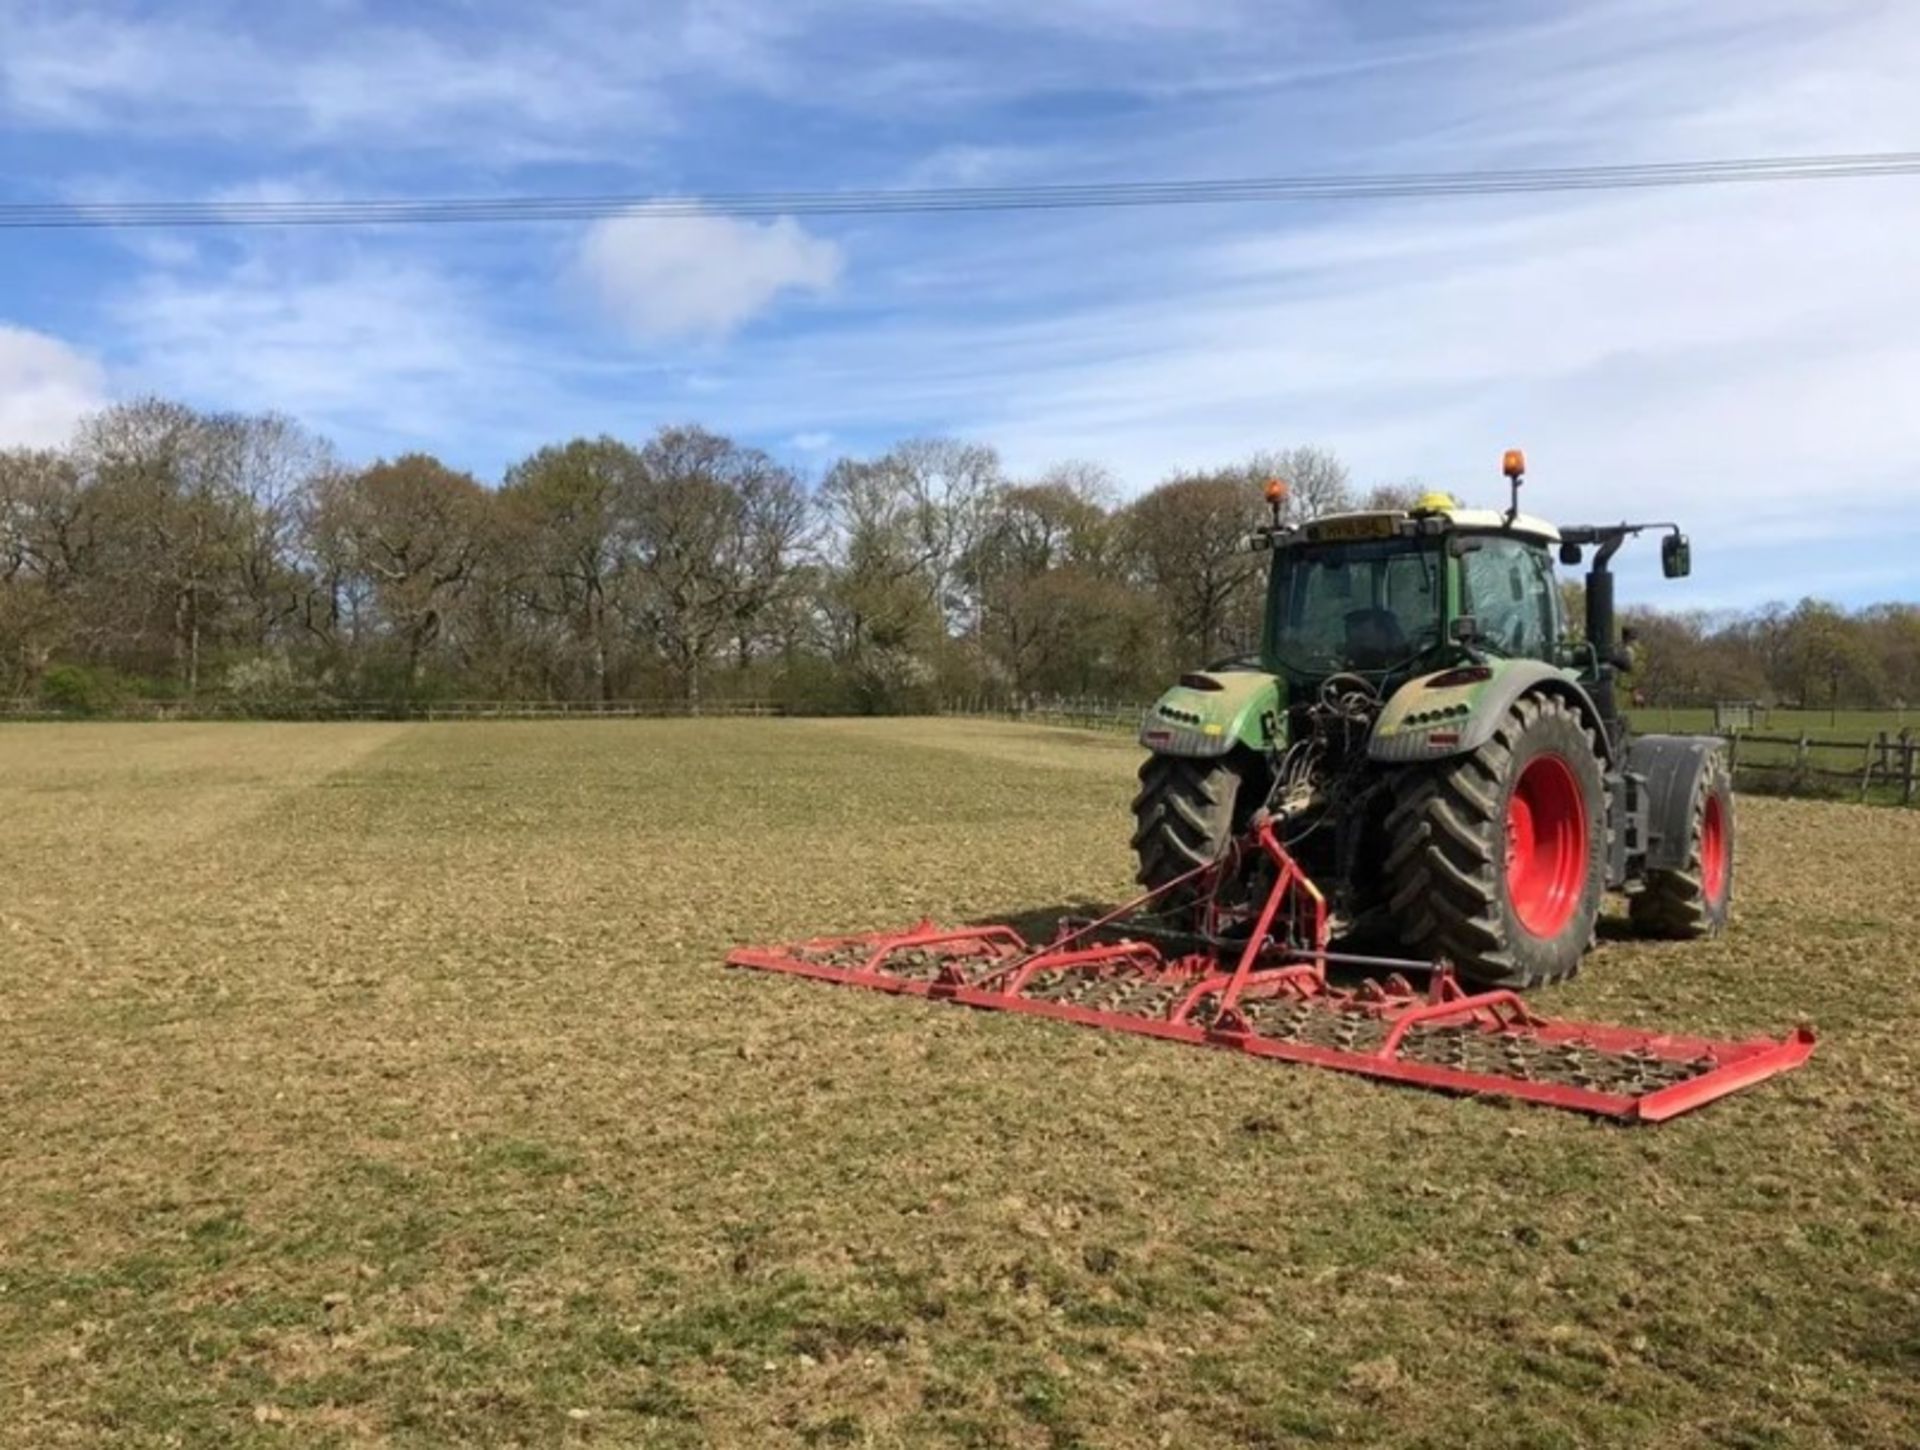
(1460, 536, 1558, 660)
(1267, 537, 1443, 676)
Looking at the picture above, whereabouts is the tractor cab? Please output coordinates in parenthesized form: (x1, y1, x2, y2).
(1260, 496, 1564, 687)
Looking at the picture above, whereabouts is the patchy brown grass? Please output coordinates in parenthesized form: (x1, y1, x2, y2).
(1, 718, 1916, 1448)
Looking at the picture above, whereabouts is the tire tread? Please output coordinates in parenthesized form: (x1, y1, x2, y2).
(1383, 694, 1603, 988)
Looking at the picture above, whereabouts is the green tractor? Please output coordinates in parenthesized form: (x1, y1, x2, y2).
(1133, 451, 1733, 989)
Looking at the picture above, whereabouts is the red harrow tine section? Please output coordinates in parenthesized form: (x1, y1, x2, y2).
(726, 820, 1813, 1122)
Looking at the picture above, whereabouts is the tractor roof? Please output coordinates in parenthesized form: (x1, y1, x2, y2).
(1425, 505, 1561, 542)
(1294, 502, 1562, 546)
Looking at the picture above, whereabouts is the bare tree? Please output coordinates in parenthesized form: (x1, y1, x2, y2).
(0, 449, 95, 689)
(723, 456, 811, 671)
(1244, 445, 1353, 521)
(1121, 473, 1267, 667)
(622, 426, 805, 707)
(500, 437, 645, 700)
(209, 413, 339, 654)
(1363, 479, 1426, 511)
(298, 471, 374, 659)
(858, 437, 1002, 630)
(312, 455, 489, 688)
(75, 400, 251, 695)
(959, 469, 1128, 695)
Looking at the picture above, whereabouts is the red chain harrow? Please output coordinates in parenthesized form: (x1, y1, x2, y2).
(725, 819, 1812, 1122)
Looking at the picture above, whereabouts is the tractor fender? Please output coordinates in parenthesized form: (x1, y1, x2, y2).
(1628, 734, 1725, 871)
(1138, 670, 1284, 758)
(1368, 659, 1613, 766)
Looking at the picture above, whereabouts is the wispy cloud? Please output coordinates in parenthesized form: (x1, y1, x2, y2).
(0, 1, 666, 158)
(0, 0, 1302, 162)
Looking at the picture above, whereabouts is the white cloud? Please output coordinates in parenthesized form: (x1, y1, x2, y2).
(577, 212, 842, 341)
(0, 325, 108, 448)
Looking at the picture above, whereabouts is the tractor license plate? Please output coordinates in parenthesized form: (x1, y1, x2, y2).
(1310, 514, 1397, 542)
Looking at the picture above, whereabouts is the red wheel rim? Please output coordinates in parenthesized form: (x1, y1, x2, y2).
(1700, 793, 1728, 902)
(1505, 754, 1588, 937)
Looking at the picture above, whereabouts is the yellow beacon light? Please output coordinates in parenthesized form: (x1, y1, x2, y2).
(1502, 448, 1527, 480)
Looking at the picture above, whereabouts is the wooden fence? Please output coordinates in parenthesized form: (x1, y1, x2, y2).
(1729, 729, 1919, 805)
(940, 695, 1142, 733)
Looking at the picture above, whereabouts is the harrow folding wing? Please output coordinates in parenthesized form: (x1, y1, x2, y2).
(725, 820, 1812, 1122)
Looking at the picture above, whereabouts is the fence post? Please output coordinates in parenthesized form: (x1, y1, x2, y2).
(1862, 732, 1882, 803)
(1903, 729, 1917, 807)
(1792, 734, 1810, 791)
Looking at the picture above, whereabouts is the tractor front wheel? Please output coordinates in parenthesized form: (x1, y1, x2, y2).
(1629, 754, 1734, 938)
(1384, 693, 1606, 988)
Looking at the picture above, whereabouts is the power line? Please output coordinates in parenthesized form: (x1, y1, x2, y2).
(7, 151, 1919, 229)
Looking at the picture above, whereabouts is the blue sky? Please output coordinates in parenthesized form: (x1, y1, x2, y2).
(1, 0, 1917, 608)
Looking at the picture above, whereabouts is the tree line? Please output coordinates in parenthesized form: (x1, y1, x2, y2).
(1, 398, 1912, 714)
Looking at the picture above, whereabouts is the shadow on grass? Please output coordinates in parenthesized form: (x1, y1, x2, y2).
(1596, 914, 1640, 943)
(968, 901, 1111, 945)
(966, 901, 1442, 992)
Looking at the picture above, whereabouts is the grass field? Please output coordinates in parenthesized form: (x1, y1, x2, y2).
(3, 720, 1917, 1448)
(1632, 708, 1914, 737)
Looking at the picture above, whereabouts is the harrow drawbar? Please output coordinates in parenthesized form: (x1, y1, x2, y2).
(726, 821, 1812, 1121)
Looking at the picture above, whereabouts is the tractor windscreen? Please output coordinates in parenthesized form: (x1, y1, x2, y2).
(1268, 536, 1442, 676)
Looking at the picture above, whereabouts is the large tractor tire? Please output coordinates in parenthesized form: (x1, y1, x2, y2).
(1383, 693, 1606, 988)
(1629, 754, 1734, 939)
(1130, 755, 1246, 898)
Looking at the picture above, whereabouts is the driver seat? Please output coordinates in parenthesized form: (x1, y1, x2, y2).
(1343, 608, 1407, 669)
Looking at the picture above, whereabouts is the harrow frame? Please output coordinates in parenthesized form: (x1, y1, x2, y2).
(726, 818, 1812, 1121)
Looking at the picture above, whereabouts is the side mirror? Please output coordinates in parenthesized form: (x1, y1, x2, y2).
(1661, 532, 1691, 579)
(1559, 541, 1582, 567)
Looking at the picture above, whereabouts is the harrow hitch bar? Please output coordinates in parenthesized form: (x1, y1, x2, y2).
(725, 818, 1812, 1121)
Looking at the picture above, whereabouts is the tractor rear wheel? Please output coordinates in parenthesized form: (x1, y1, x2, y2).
(1130, 755, 1248, 901)
(1383, 693, 1606, 988)
(1629, 754, 1734, 938)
